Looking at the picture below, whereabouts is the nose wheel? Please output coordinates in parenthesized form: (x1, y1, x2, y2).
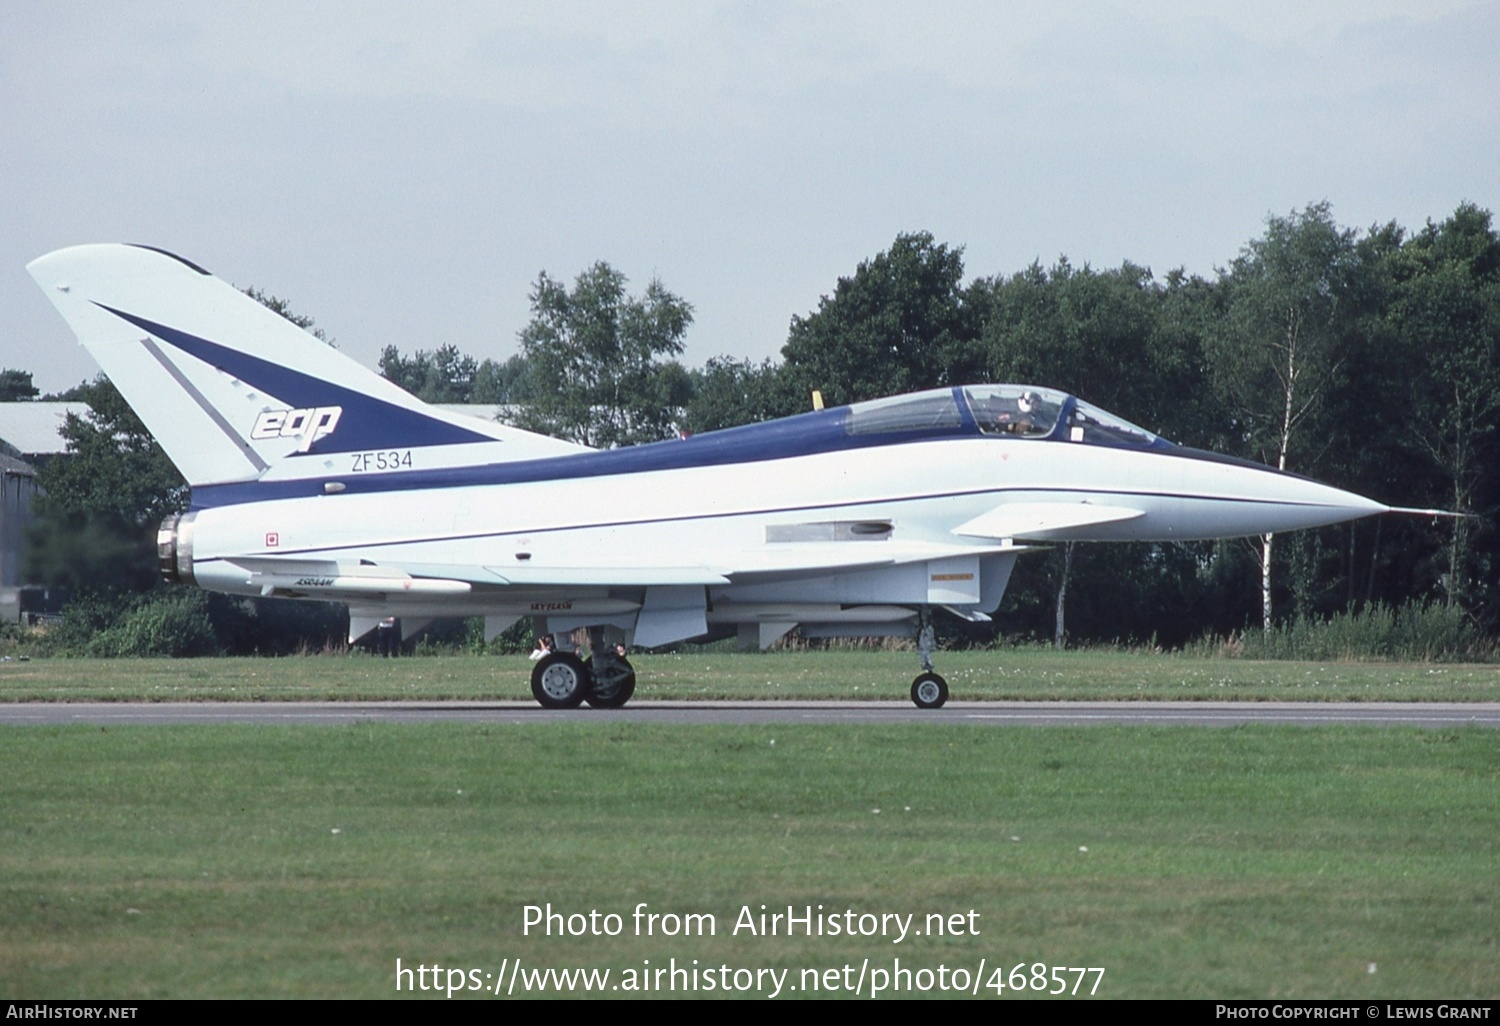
(909, 606, 948, 708)
(911, 672, 948, 709)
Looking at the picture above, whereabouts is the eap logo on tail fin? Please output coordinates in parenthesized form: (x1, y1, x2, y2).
(251, 406, 343, 452)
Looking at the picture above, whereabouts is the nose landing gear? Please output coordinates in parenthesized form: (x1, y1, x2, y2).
(911, 671, 949, 709)
(909, 606, 948, 709)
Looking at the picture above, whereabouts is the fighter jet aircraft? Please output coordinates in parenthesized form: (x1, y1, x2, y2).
(29, 244, 1397, 708)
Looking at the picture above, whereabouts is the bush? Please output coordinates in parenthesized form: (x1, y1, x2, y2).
(84, 590, 220, 657)
(40, 593, 132, 655)
(406, 617, 537, 656)
(203, 594, 346, 655)
(1207, 602, 1492, 662)
(41, 588, 349, 658)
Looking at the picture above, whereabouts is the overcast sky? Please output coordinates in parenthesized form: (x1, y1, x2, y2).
(3, 1, 1497, 393)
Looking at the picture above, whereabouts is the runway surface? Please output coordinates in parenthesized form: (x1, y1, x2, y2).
(3, 700, 1498, 727)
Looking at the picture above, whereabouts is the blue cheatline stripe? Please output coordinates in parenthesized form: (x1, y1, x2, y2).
(97, 304, 493, 452)
(188, 408, 962, 507)
(187, 416, 1230, 512)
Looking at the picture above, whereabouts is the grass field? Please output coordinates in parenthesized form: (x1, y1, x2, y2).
(1, 722, 1496, 999)
(2, 653, 1497, 1000)
(2, 648, 1500, 703)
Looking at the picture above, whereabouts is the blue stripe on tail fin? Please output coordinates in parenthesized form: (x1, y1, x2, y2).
(98, 304, 492, 454)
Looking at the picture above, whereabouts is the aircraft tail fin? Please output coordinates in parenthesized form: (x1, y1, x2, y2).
(27, 244, 582, 487)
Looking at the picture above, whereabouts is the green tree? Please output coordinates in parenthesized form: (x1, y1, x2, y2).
(1153, 268, 1235, 449)
(1384, 203, 1500, 610)
(978, 259, 1191, 431)
(41, 380, 92, 401)
(27, 377, 188, 593)
(379, 344, 480, 403)
(0, 369, 38, 401)
(781, 232, 978, 408)
(681, 356, 800, 434)
(471, 353, 538, 405)
(512, 262, 694, 447)
(1205, 203, 1366, 629)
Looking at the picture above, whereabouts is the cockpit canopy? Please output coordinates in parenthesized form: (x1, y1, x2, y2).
(842, 385, 1165, 450)
(964, 385, 1064, 438)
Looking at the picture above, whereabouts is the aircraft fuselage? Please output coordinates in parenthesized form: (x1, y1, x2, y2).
(172, 393, 1385, 641)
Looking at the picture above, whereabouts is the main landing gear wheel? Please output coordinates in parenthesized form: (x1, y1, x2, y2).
(911, 672, 948, 709)
(583, 655, 636, 709)
(531, 652, 590, 709)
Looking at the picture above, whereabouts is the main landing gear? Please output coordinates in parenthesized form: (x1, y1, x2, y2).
(584, 653, 636, 709)
(528, 628, 637, 710)
(530, 651, 590, 709)
(583, 625, 635, 709)
(909, 606, 949, 709)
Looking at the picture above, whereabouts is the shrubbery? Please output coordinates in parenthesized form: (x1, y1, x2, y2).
(40, 590, 216, 656)
(87, 590, 219, 657)
(32, 589, 346, 658)
(407, 617, 536, 656)
(20, 594, 537, 659)
(1210, 602, 1491, 662)
(13, 590, 1492, 663)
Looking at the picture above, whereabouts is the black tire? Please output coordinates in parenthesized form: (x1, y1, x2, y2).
(911, 672, 948, 709)
(531, 652, 590, 709)
(583, 655, 636, 709)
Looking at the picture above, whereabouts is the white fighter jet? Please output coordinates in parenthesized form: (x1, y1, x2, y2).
(29, 244, 1398, 708)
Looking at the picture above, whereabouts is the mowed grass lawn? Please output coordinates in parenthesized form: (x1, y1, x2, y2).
(2, 648, 1500, 702)
(1, 722, 1495, 999)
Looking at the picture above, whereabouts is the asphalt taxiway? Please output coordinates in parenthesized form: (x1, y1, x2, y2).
(2, 700, 1497, 727)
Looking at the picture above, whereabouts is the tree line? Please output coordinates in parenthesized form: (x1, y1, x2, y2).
(13, 200, 1500, 651)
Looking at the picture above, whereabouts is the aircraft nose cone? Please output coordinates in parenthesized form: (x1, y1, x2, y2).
(1337, 489, 1389, 518)
(1270, 474, 1388, 531)
(1163, 448, 1391, 537)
